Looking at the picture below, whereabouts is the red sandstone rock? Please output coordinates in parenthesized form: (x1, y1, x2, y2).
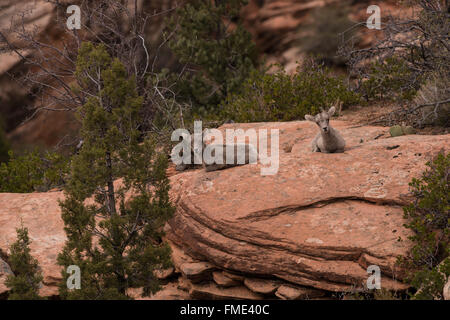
(222, 271, 245, 283)
(0, 191, 65, 296)
(213, 271, 241, 287)
(275, 284, 326, 300)
(0, 121, 448, 298)
(166, 121, 449, 293)
(180, 262, 216, 283)
(154, 267, 175, 280)
(189, 282, 264, 300)
(244, 278, 280, 295)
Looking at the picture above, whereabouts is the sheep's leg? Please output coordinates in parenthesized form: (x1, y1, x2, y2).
(311, 134, 321, 152)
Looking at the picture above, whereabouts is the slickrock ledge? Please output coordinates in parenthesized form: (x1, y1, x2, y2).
(0, 121, 448, 298)
(0, 192, 65, 296)
(166, 121, 449, 294)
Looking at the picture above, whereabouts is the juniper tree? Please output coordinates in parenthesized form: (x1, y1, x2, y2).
(5, 225, 44, 300)
(167, 0, 258, 114)
(57, 42, 174, 300)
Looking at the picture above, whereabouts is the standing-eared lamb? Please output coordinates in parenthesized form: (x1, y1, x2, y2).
(304, 106, 345, 153)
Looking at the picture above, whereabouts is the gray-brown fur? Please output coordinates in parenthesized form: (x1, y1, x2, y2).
(175, 130, 258, 172)
(203, 143, 258, 172)
(304, 106, 345, 153)
(174, 132, 203, 171)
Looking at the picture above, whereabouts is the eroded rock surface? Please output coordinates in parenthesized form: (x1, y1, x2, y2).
(167, 121, 449, 293)
(244, 278, 280, 295)
(0, 121, 448, 298)
(275, 284, 325, 300)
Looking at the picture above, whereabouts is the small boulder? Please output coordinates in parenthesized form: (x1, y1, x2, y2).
(177, 276, 192, 292)
(222, 271, 245, 282)
(275, 284, 326, 300)
(180, 262, 215, 283)
(213, 271, 240, 287)
(189, 282, 264, 300)
(154, 267, 175, 280)
(244, 278, 280, 295)
(0, 257, 13, 295)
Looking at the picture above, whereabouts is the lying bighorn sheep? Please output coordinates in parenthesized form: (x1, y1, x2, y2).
(174, 132, 203, 171)
(174, 129, 258, 172)
(202, 142, 258, 172)
(304, 105, 345, 153)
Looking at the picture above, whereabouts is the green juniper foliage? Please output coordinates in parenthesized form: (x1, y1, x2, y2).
(167, 0, 258, 115)
(58, 42, 174, 300)
(0, 150, 68, 193)
(5, 225, 44, 300)
(360, 57, 421, 102)
(221, 60, 360, 122)
(401, 152, 449, 300)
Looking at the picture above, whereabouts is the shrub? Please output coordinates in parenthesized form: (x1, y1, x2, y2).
(360, 57, 421, 102)
(401, 152, 449, 300)
(412, 73, 450, 127)
(167, 0, 258, 115)
(221, 60, 361, 123)
(0, 150, 68, 193)
(5, 224, 44, 300)
(341, 0, 449, 125)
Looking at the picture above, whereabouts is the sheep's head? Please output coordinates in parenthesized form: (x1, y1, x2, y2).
(305, 106, 335, 134)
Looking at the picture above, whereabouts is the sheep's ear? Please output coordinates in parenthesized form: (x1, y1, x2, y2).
(305, 115, 315, 122)
(328, 106, 336, 117)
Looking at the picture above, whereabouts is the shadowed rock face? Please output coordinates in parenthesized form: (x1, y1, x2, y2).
(0, 121, 448, 298)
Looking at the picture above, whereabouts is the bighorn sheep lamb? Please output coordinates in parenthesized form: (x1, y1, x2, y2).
(174, 129, 258, 171)
(304, 106, 345, 153)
